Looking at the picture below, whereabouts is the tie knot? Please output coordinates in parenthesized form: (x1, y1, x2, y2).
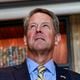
(38, 65, 46, 73)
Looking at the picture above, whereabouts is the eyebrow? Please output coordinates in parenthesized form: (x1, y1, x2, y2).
(29, 22, 51, 25)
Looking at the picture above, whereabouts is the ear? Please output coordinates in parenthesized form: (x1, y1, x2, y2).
(54, 33, 61, 45)
(24, 36, 28, 56)
(24, 36, 27, 46)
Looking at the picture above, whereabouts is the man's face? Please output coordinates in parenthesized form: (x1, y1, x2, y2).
(26, 12, 57, 52)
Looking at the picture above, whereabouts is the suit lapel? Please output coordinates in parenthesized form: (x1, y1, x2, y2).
(55, 63, 67, 80)
(12, 60, 31, 80)
(56, 64, 61, 80)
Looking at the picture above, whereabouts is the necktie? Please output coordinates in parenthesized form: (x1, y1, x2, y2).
(37, 65, 46, 80)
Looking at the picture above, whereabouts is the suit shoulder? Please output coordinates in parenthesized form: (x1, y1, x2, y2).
(0, 63, 24, 80)
(0, 66, 14, 80)
(67, 69, 80, 79)
(59, 67, 80, 80)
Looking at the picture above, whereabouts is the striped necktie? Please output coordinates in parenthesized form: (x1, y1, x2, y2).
(37, 65, 46, 80)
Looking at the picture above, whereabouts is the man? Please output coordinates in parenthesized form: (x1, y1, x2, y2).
(0, 8, 80, 80)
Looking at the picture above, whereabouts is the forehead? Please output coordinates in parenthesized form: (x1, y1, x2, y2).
(29, 12, 52, 22)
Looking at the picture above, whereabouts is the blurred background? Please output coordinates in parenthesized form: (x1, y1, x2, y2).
(0, 0, 80, 73)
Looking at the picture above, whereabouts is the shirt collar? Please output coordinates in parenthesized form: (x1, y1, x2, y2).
(44, 59, 56, 75)
(26, 58, 56, 75)
(26, 58, 38, 74)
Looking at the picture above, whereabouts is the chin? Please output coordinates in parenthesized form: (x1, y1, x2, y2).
(35, 48, 45, 50)
(34, 45, 46, 49)
(34, 47, 48, 51)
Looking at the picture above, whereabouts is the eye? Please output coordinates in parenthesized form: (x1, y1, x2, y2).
(30, 25, 35, 28)
(29, 24, 36, 29)
(42, 24, 49, 28)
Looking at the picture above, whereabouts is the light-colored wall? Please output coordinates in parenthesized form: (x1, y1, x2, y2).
(0, 2, 80, 20)
(70, 14, 80, 73)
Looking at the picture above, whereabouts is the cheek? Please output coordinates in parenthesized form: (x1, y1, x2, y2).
(27, 30, 35, 42)
(46, 32, 55, 45)
(27, 31, 33, 41)
(45, 30, 53, 41)
(48, 34, 53, 42)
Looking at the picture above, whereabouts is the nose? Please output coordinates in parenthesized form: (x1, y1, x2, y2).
(36, 25, 41, 32)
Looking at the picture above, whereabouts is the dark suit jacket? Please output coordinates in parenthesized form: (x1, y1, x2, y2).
(0, 60, 80, 80)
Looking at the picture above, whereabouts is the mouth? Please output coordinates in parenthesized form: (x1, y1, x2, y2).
(35, 37, 45, 41)
(34, 35, 45, 41)
(34, 33, 45, 41)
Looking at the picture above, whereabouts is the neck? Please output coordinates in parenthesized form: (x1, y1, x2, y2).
(27, 50, 53, 65)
